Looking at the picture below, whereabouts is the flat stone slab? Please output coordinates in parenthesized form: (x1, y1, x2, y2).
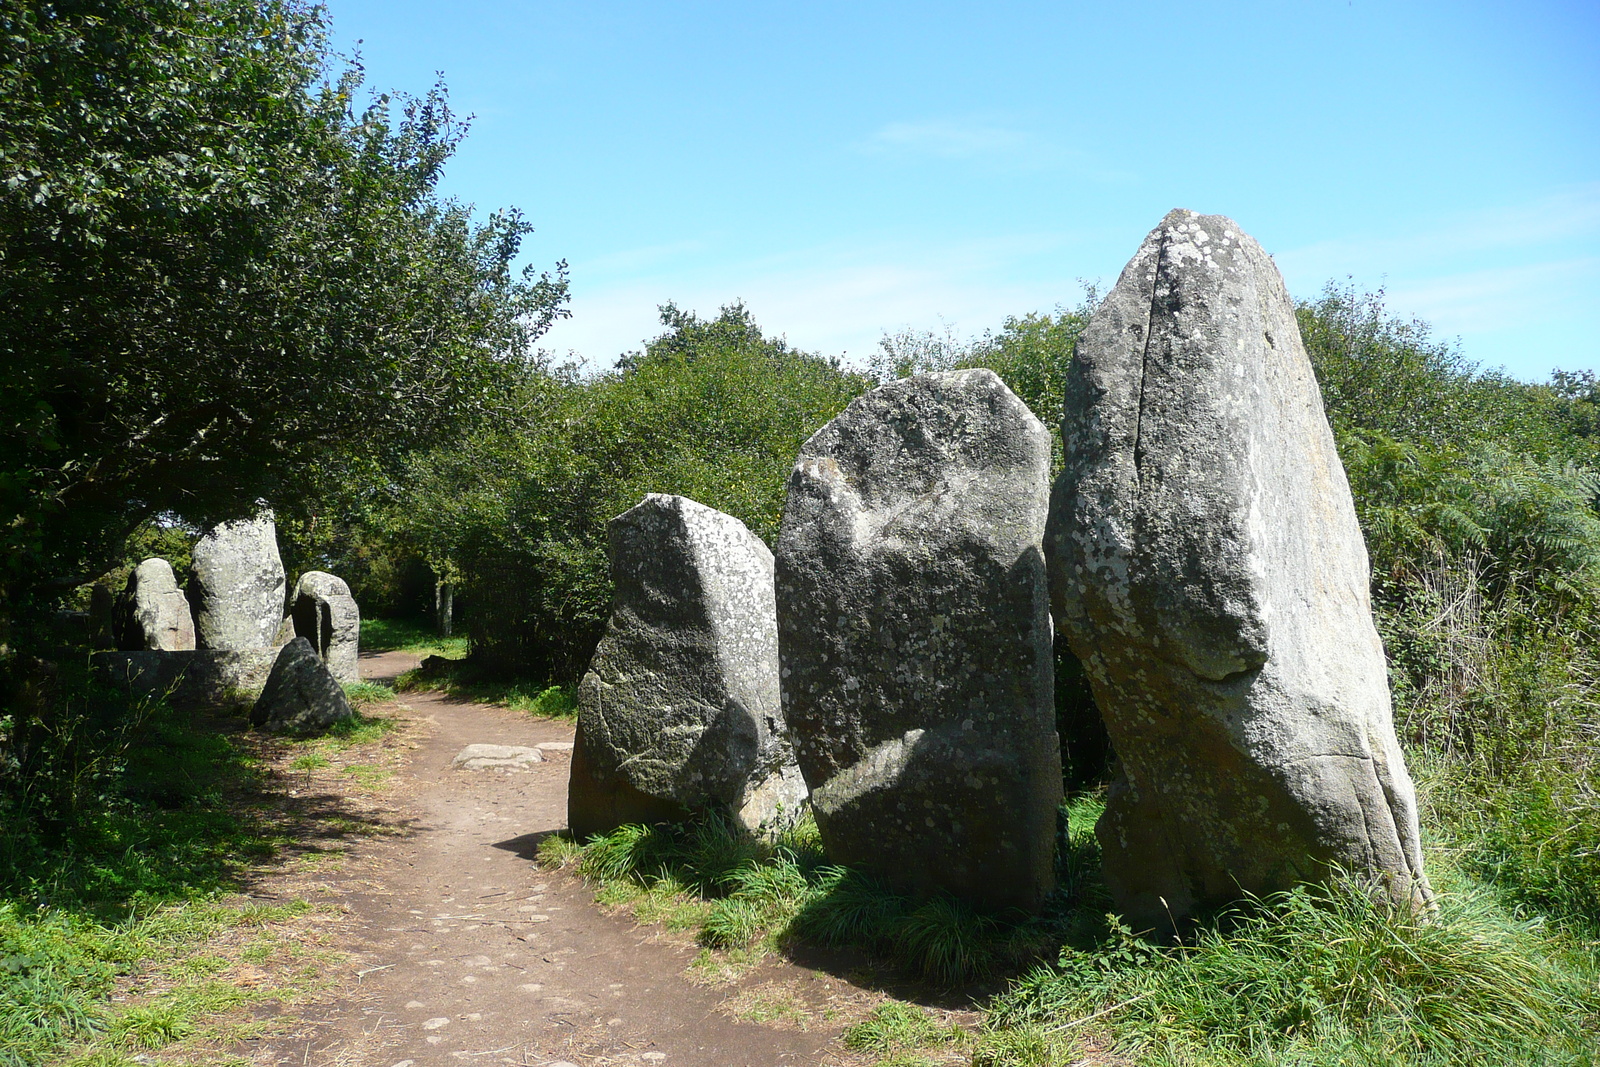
(452, 744, 545, 771)
(536, 741, 574, 753)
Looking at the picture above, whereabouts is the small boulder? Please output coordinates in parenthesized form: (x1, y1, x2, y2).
(569, 494, 805, 840)
(452, 744, 544, 770)
(1046, 209, 1433, 926)
(291, 571, 361, 685)
(190, 515, 286, 651)
(776, 369, 1060, 912)
(115, 558, 195, 651)
(250, 637, 355, 734)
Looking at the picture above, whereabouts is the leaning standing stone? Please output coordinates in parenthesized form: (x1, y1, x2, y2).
(190, 515, 286, 651)
(776, 369, 1060, 912)
(250, 636, 356, 734)
(291, 571, 361, 685)
(115, 558, 196, 651)
(1046, 209, 1433, 927)
(568, 494, 806, 840)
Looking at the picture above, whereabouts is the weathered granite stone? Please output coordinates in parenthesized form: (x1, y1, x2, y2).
(190, 516, 285, 651)
(94, 649, 278, 706)
(291, 571, 361, 685)
(569, 494, 805, 840)
(1045, 209, 1433, 927)
(453, 744, 544, 770)
(776, 369, 1060, 912)
(249, 637, 355, 734)
(115, 558, 196, 652)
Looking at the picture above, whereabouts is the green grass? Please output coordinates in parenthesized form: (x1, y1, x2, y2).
(843, 1001, 969, 1056)
(358, 616, 468, 659)
(394, 654, 579, 720)
(543, 795, 1600, 1065)
(539, 812, 1051, 986)
(0, 675, 351, 1066)
(341, 680, 396, 709)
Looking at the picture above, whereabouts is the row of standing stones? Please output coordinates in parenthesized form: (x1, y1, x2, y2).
(567, 209, 1434, 929)
(94, 515, 361, 734)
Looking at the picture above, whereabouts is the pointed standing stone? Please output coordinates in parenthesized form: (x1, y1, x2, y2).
(1046, 209, 1432, 926)
(189, 515, 286, 651)
(250, 636, 356, 734)
(116, 558, 195, 651)
(776, 369, 1060, 912)
(568, 494, 805, 840)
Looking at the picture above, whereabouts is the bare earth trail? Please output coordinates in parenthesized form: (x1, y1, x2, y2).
(251, 650, 881, 1067)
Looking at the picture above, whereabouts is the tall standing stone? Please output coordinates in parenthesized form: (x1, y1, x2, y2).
(115, 558, 196, 652)
(292, 571, 361, 685)
(568, 494, 806, 840)
(189, 515, 286, 651)
(776, 369, 1059, 912)
(1046, 209, 1432, 927)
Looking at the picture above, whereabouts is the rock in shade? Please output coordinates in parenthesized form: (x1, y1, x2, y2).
(190, 515, 286, 651)
(94, 649, 278, 707)
(291, 571, 361, 685)
(776, 369, 1060, 912)
(115, 558, 195, 651)
(249, 637, 355, 734)
(1046, 209, 1433, 927)
(568, 494, 805, 840)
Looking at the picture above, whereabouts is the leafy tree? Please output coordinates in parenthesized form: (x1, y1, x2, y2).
(0, 0, 567, 647)
(395, 303, 868, 681)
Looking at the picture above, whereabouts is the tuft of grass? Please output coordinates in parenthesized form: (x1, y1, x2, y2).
(842, 1001, 970, 1056)
(321, 712, 396, 749)
(535, 833, 584, 871)
(503, 684, 578, 719)
(341, 681, 395, 709)
(723, 983, 814, 1029)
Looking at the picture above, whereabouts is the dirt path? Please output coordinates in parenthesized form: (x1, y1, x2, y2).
(248, 651, 883, 1067)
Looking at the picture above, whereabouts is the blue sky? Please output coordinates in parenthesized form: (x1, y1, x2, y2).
(327, 1, 1598, 379)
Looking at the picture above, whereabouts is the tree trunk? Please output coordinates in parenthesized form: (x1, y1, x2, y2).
(435, 580, 454, 639)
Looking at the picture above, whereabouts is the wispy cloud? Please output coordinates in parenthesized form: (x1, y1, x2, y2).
(864, 118, 1039, 159)
(537, 233, 1098, 369)
(580, 238, 708, 276)
(1388, 258, 1600, 337)
(1272, 184, 1600, 372)
(855, 116, 1135, 182)
(1276, 183, 1600, 282)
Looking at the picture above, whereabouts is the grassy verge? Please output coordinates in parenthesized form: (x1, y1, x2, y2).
(0, 670, 406, 1065)
(538, 811, 1067, 988)
(542, 796, 1599, 1067)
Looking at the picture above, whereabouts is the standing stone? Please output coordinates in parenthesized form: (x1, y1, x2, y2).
(1046, 209, 1432, 927)
(189, 515, 286, 651)
(115, 558, 196, 652)
(776, 369, 1060, 912)
(568, 494, 805, 841)
(292, 571, 361, 685)
(249, 637, 356, 734)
